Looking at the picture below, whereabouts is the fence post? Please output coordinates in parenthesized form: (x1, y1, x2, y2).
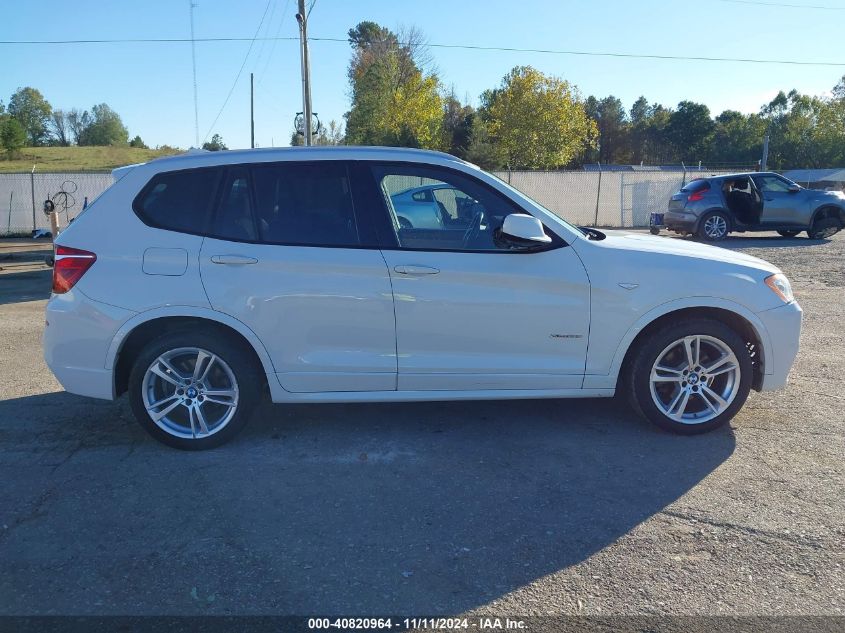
(30, 166, 37, 232)
(593, 164, 602, 226)
(620, 172, 625, 227)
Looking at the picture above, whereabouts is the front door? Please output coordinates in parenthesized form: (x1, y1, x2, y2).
(752, 174, 806, 225)
(368, 163, 591, 391)
(199, 162, 397, 393)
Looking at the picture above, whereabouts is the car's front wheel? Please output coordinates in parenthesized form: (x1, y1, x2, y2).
(807, 215, 841, 240)
(624, 318, 752, 434)
(697, 211, 730, 241)
(128, 330, 261, 449)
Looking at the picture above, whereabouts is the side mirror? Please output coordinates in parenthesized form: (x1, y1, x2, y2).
(788, 184, 800, 193)
(501, 214, 551, 244)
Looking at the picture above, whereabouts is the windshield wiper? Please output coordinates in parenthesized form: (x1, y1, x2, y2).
(578, 226, 606, 241)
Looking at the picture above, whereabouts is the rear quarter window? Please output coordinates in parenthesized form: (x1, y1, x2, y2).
(133, 167, 221, 234)
(680, 179, 711, 193)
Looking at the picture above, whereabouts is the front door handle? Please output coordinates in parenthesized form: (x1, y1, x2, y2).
(211, 255, 258, 265)
(394, 265, 440, 275)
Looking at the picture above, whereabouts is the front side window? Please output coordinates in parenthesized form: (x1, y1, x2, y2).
(252, 162, 360, 247)
(373, 165, 553, 252)
(753, 175, 795, 193)
(134, 167, 220, 233)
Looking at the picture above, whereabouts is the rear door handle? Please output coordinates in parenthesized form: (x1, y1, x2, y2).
(394, 265, 440, 275)
(211, 255, 258, 265)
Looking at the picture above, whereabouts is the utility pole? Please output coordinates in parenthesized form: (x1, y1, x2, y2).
(250, 72, 255, 149)
(761, 134, 770, 172)
(296, 0, 313, 146)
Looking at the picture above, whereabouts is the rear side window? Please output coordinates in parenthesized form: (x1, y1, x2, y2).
(251, 162, 360, 247)
(134, 168, 220, 234)
(681, 179, 710, 193)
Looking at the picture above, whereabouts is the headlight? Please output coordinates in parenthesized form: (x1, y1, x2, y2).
(765, 273, 794, 303)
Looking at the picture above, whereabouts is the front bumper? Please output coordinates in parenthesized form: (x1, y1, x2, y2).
(756, 300, 803, 391)
(44, 289, 135, 400)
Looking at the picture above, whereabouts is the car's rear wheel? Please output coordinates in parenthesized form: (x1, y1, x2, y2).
(697, 211, 730, 241)
(624, 318, 752, 434)
(777, 230, 801, 238)
(128, 330, 261, 449)
(807, 216, 841, 240)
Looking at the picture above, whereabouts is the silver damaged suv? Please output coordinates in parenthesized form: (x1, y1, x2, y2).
(663, 172, 845, 241)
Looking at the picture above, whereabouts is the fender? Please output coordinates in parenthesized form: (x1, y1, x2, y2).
(583, 296, 774, 390)
(810, 203, 845, 225)
(104, 305, 287, 400)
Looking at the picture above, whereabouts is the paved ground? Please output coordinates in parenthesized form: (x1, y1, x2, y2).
(0, 233, 842, 617)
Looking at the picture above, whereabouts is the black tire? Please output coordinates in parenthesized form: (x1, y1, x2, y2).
(622, 318, 752, 435)
(777, 230, 800, 238)
(128, 329, 262, 450)
(696, 211, 730, 241)
(807, 216, 841, 240)
(649, 226, 660, 235)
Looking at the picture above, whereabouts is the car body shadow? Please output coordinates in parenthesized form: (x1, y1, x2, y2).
(667, 233, 834, 250)
(0, 390, 735, 615)
(0, 268, 51, 305)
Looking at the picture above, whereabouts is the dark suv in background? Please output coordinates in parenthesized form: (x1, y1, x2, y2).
(663, 172, 845, 241)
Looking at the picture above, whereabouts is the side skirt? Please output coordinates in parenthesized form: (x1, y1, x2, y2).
(268, 385, 615, 404)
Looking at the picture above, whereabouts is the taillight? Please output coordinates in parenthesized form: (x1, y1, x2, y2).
(52, 246, 96, 294)
(687, 190, 706, 202)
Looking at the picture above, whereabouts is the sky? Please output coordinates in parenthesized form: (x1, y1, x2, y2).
(2, 0, 844, 150)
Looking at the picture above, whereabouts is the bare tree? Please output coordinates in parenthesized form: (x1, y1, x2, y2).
(50, 109, 70, 146)
(66, 108, 91, 145)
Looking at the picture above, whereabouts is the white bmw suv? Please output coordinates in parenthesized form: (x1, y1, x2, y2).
(44, 147, 802, 449)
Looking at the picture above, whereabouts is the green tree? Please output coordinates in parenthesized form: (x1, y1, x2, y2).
(666, 101, 714, 162)
(8, 87, 52, 146)
(442, 92, 475, 158)
(78, 103, 129, 146)
(1, 118, 27, 157)
(709, 110, 765, 165)
(202, 133, 227, 151)
(585, 95, 629, 164)
(344, 22, 444, 149)
(464, 116, 503, 170)
(485, 66, 596, 169)
(129, 135, 148, 149)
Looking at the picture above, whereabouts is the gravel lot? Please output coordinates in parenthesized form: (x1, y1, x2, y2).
(0, 233, 842, 617)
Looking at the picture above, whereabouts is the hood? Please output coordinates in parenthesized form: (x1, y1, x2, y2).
(591, 230, 780, 274)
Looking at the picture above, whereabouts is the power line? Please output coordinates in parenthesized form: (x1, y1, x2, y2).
(1, 35, 844, 66)
(717, 0, 845, 9)
(257, 0, 293, 86)
(201, 0, 273, 143)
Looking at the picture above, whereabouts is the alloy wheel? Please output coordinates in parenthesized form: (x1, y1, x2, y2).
(649, 335, 741, 424)
(703, 215, 727, 239)
(141, 347, 239, 439)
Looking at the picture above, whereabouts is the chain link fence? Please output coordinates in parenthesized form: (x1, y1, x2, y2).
(0, 172, 114, 235)
(493, 169, 735, 227)
(0, 167, 746, 236)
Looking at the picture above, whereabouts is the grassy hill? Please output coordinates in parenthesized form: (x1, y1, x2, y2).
(0, 146, 185, 173)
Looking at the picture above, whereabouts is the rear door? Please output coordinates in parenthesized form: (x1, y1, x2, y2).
(198, 161, 397, 393)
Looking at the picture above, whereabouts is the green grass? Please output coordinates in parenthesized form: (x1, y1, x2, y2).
(0, 146, 185, 172)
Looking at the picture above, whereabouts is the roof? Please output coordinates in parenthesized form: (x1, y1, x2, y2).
(781, 168, 845, 183)
(138, 146, 471, 172)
